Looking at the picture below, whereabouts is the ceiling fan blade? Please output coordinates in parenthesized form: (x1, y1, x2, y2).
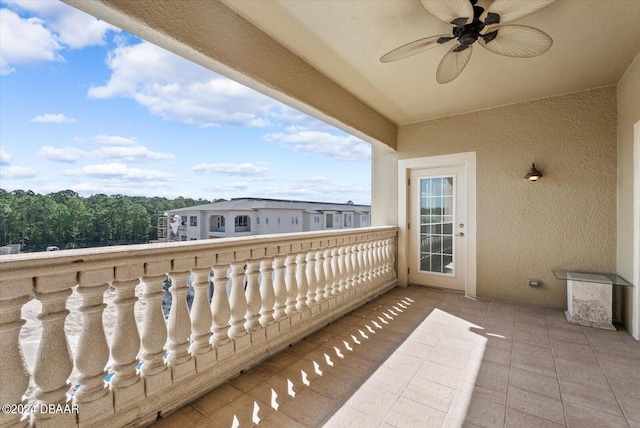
(380, 35, 453, 63)
(436, 44, 473, 84)
(481, 0, 555, 25)
(420, 0, 474, 27)
(479, 25, 552, 58)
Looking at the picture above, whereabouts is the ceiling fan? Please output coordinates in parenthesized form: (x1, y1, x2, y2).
(380, 0, 555, 83)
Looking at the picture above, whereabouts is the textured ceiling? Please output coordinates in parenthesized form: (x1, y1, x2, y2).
(222, 0, 640, 125)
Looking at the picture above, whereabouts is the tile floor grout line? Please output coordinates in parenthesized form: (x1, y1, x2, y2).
(585, 324, 633, 427)
(549, 311, 570, 427)
(503, 299, 515, 428)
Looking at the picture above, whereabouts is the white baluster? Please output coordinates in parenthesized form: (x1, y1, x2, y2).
(375, 240, 382, 281)
(362, 242, 371, 287)
(351, 244, 362, 293)
(244, 260, 261, 332)
(272, 255, 287, 322)
(258, 258, 278, 338)
(0, 278, 31, 427)
(371, 240, 380, 284)
(139, 273, 170, 395)
(75, 269, 113, 421)
(323, 248, 334, 303)
(295, 253, 309, 315)
(284, 254, 299, 318)
(315, 250, 327, 307)
(228, 261, 250, 351)
(305, 252, 318, 311)
(343, 244, 353, 294)
(210, 263, 233, 359)
(190, 268, 214, 369)
(32, 274, 75, 426)
(258, 258, 275, 327)
(356, 243, 366, 287)
(366, 241, 375, 284)
(383, 238, 392, 278)
(377, 239, 385, 279)
(337, 246, 347, 297)
(359, 242, 368, 286)
(166, 270, 194, 378)
(110, 275, 143, 410)
(388, 237, 397, 278)
(378, 238, 386, 278)
(330, 247, 340, 298)
(245, 260, 265, 343)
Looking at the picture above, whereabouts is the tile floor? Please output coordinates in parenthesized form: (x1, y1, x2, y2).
(152, 286, 640, 427)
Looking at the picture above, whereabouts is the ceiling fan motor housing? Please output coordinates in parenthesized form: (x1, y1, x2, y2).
(455, 21, 485, 46)
(453, 4, 486, 46)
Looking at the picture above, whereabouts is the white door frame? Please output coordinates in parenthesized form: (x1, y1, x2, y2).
(398, 152, 477, 297)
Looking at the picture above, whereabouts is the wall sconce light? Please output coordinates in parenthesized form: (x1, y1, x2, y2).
(524, 163, 542, 184)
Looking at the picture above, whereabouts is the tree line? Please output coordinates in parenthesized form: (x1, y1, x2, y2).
(0, 189, 221, 252)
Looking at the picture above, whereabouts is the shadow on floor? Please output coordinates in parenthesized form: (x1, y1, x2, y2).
(152, 285, 640, 428)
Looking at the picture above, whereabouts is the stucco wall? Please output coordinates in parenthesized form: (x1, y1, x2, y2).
(617, 52, 640, 338)
(375, 87, 618, 308)
(371, 143, 400, 227)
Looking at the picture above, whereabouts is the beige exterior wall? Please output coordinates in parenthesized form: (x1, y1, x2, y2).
(375, 87, 618, 308)
(617, 53, 640, 338)
(371, 143, 400, 227)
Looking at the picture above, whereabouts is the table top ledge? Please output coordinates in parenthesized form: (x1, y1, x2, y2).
(552, 269, 633, 287)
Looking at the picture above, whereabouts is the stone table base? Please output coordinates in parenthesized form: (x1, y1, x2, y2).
(566, 278, 616, 330)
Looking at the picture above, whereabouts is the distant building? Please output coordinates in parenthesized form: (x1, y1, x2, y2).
(162, 197, 371, 241)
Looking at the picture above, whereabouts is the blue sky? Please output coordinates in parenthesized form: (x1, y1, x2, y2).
(0, 0, 372, 204)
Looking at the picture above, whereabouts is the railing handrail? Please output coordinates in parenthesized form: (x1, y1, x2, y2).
(0, 226, 398, 282)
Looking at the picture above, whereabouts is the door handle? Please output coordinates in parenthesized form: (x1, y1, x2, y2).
(456, 232, 464, 237)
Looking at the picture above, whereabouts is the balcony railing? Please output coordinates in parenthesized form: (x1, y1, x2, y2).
(0, 226, 397, 427)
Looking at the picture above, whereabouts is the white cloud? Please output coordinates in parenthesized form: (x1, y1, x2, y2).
(264, 131, 371, 161)
(274, 106, 336, 132)
(88, 41, 278, 128)
(64, 163, 176, 182)
(93, 135, 137, 146)
(31, 113, 75, 123)
(92, 135, 175, 161)
(0, 165, 37, 178)
(38, 146, 85, 163)
(70, 181, 173, 196)
(205, 182, 251, 192)
(91, 135, 175, 162)
(0, 8, 62, 75)
(0, 149, 11, 165)
(38, 135, 175, 163)
(258, 180, 370, 204)
(192, 162, 270, 176)
(95, 145, 175, 162)
(6, 1, 118, 48)
(1, 2, 117, 74)
(299, 176, 329, 184)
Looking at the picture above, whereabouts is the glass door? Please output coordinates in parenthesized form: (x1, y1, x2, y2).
(409, 165, 465, 291)
(420, 176, 455, 275)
